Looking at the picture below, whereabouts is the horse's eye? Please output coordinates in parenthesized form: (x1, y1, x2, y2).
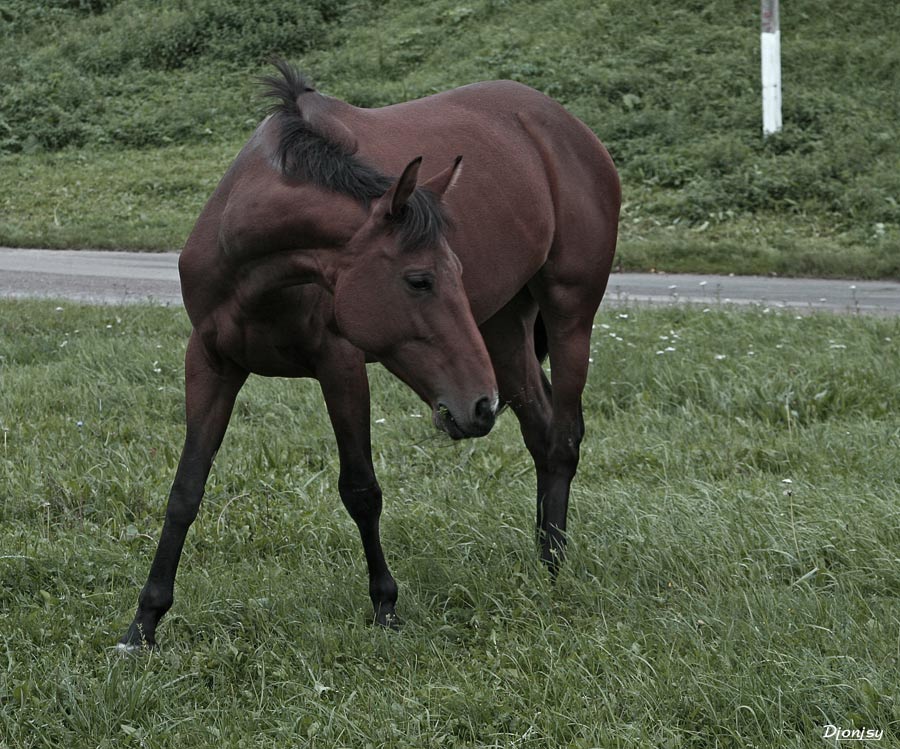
(405, 274, 434, 292)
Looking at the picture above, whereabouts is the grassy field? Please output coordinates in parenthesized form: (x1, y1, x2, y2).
(1, 299, 899, 747)
(1, 0, 899, 277)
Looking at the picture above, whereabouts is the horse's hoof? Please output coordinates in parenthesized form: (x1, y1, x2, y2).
(374, 610, 402, 630)
(118, 622, 156, 652)
(114, 642, 143, 657)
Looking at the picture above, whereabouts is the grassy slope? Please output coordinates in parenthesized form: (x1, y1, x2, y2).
(1, 300, 899, 746)
(1, 0, 898, 276)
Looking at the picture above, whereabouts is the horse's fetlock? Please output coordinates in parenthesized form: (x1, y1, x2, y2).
(370, 576, 398, 605)
(139, 583, 173, 616)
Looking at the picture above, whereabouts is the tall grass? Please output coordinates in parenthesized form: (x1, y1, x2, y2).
(1, 300, 898, 746)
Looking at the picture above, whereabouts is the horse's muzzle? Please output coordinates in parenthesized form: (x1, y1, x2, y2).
(434, 394, 497, 439)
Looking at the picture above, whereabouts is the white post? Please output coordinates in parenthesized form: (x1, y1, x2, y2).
(761, 0, 782, 135)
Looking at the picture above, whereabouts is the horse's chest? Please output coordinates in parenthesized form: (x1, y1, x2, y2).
(210, 293, 329, 378)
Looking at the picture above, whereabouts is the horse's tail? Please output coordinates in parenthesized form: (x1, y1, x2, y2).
(534, 311, 549, 364)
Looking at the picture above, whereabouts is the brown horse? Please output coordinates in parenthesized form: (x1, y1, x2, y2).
(119, 61, 620, 649)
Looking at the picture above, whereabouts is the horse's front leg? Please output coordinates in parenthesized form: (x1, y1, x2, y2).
(119, 333, 247, 650)
(318, 343, 399, 627)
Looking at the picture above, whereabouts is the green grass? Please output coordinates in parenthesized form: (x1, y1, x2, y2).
(0, 145, 234, 250)
(1, 0, 899, 276)
(2, 300, 899, 747)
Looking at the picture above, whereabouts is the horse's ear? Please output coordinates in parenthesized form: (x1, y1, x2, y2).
(422, 155, 463, 202)
(381, 157, 423, 218)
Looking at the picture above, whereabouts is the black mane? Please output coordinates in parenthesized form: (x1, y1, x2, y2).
(260, 60, 448, 251)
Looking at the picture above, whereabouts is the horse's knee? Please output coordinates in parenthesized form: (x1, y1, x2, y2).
(339, 480, 383, 524)
(164, 482, 204, 528)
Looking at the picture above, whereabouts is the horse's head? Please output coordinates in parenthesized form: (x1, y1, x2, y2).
(333, 157, 498, 439)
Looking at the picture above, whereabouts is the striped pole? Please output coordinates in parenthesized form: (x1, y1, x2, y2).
(761, 0, 782, 135)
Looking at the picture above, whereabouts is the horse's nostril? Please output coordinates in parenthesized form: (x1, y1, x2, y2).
(473, 396, 496, 433)
(475, 396, 494, 420)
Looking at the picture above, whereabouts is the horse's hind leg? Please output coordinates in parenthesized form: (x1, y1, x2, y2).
(529, 273, 608, 574)
(318, 341, 398, 628)
(119, 332, 247, 650)
(479, 292, 555, 555)
(485, 285, 605, 575)
(534, 311, 591, 573)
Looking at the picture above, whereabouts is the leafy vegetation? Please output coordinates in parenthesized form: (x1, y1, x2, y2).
(1, 0, 898, 272)
(2, 300, 899, 746)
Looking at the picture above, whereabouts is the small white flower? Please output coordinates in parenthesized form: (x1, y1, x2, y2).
(54, 306, 64, 312)
(781, 478, 793, 484)
(714, 354, 726, 360)
(665, 346, 676, 352)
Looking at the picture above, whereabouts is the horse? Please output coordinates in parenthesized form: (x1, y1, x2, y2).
(119, 60, 620, 650)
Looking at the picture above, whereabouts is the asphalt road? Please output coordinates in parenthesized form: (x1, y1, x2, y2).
(1, 247, 899, 314)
